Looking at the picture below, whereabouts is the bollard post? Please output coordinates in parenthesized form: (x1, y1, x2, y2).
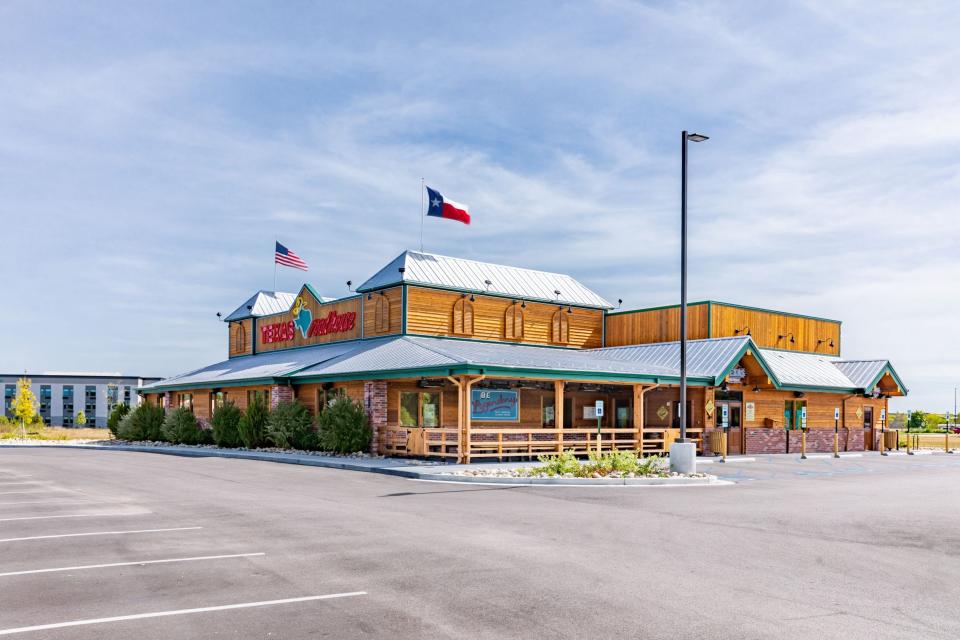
(907, 425, 913, 455)
(880, 422, 887, 456)
(834, 418, 840, 458)
(947, 430, 951, 454)
(721, 428, 728, 463)
(801, 427, 807, 459)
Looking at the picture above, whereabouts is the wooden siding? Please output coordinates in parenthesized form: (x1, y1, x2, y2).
(604, 302, 841, 355)
(404, 286, 604, 348)
(255, 289, 362, 354)
(228, 319, 253, 358)
(710, 305, 840, 356)
(363, 286, 403, 337)
(604, 304, 709, 347)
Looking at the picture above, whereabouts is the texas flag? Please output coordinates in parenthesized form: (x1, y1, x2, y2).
(426, 186, 471, 225)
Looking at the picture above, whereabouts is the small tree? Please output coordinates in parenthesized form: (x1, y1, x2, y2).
(211, 400, 243, 448)
(907, 411, 926, 432)
(117, 402, 166, 441)
(267, 400, 316, 450)
(76, 411, 87, 428)
(317, 393, 371, 454)
(107, 403, 129, 436)
(12, 378, 37, 439)
(238, 395, 269, 449)
(161, 407, 204, 444)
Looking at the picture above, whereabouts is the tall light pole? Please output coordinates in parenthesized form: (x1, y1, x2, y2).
(673, 130, 709, 472)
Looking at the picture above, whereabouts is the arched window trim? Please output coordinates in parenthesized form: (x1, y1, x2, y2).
(551, 308, 570, 344)
(233, 323, 246, 353)
(375, 295, 391, 332)
(504, 302, 524, 340)
(453, 297, 475, 335)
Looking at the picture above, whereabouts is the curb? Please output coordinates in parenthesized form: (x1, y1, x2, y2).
(0, 443, 721, 486)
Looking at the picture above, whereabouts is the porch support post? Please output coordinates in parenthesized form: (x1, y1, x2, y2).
(637, 384, 658, 456)
(462, 375, 485, 464)
(447, 376, 463, 463)
(555, 380, 565, 453)
(633, 384, 643, 452)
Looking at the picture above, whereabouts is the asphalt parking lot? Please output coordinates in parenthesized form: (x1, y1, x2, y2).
(0, 449, 958, 639)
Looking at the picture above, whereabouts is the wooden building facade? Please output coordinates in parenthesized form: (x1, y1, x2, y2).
(143, 251, 907, 461)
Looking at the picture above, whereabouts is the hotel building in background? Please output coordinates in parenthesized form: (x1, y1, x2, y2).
(2, 373, 161, 428)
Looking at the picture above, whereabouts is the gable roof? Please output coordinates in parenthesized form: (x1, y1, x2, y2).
(356, 250, 613, 309)
(832, 359, 908, 394)
(223, 291, 297, 322)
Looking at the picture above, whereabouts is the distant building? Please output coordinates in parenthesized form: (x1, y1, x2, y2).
(2, 373, 161, 428)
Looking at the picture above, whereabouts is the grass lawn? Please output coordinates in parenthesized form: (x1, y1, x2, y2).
(0, 424, 112, 441)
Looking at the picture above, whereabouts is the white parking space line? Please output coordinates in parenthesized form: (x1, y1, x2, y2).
(0, 513, 148, 523)
(0, 526, 202, 544)
(0, 552, 266, 577)
(0, 592, 366, 636)
(0, 500, 102, 507)
(0, 490, 59, 496)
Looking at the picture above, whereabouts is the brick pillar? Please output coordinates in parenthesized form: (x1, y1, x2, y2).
(270, 385, 293, 409)
(364, 381, 387, 455)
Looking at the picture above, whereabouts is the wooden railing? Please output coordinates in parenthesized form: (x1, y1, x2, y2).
(380, 424, 704, 460)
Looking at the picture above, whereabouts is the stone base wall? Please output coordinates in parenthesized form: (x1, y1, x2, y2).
(745, 428, 787, 454)
(364, 381, 387, 455)
(744, 428, 866, 454)
(270, 385, 294, 409)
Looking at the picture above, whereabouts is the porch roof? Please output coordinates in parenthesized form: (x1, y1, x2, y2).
(140, 335, 907, 396)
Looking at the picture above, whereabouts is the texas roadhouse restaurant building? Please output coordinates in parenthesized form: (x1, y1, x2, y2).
(140, 250, 907, 462)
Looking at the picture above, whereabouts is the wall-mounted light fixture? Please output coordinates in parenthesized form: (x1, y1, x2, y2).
(470, 294, 476, 302)
(346, 280, 352, 292)
(554, 289, 561, 301)
(484, 279, 492, 291)
(777, 332, 796, 344)
(794, 391, 806, 398)
(752, 386, 761, 393)
(246, 305, 253, 311)
(367, 293, 372, 300)
(567, 305, 573, 314)
(617, 299, 623, 309)
(816, 338, 836, 349)
(398, 267, 406, 275)
(216, 312, 222, 319)
(520, 301, 526, 309)
(734, 326, 751, 336)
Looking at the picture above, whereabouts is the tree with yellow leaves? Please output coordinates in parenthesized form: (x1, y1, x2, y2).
(12, 378, 37, 440)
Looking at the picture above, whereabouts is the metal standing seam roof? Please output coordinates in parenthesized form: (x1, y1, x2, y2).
(590, 336, 753, 380)
(223, 291, 297, 322)
(356, 251, 614, 309)
(831, 360, 896, 389)
(142, 335, 906, 395)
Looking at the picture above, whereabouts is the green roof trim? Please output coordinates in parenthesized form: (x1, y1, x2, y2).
(140, 377, 280, 394)
(865, 363, 909, 395)
(714, 342, 781, 387)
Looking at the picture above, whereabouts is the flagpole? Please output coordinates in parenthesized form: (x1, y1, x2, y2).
(419, 177, 425, 253)
(273, 239, 277, 291)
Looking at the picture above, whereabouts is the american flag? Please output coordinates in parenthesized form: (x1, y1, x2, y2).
(275, 241, 309, 271)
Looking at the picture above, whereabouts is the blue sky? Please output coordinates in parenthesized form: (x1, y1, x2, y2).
(1, 1, 957, 412)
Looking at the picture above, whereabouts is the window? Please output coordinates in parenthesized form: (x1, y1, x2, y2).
(106, 385, 119, 414)
(178, 393, 193, 411)
(551, 308, 570, 344)
(542, 396, 556, 427)
(85, 386, 97, 419)
(123, 386, 131, 406)
(247, 389, 268, 406)
(504, 302, 524, 340)
(62, 386, 75, 427)
(399, 391, 441, 427)
(211, 391, 226, 415)
(4, 385, 15, 418)
(452, 297, 474, 335)
(39, 385, 51, 425)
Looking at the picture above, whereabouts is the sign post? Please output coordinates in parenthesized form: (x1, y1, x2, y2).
(880, 408, 888, 456)
(947, 412, 953, 454)
(800, 406, 808, 460)
(833, 407, 840, 458)
(595, 400, 604, 455)
(720, 404, 729, 463)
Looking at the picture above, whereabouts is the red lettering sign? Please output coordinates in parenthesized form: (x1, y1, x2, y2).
(307, 310, 356, 337)
(260, 310, 356, 344)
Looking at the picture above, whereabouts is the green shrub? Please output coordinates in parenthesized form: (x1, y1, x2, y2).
(161, 407, 205, 444)
(238, 395, 270, 448)
(530, 450, 667, 478)
(117, 402, 166, 441)
(317, 393, 371, 453)
(211, 400, 243, 448)
(107, 404, 130, 437)
(267, 400, 316, 450)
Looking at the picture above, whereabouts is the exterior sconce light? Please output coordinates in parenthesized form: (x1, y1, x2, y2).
(484, 279, 492, 291)
(618, 299, 623, 308)
(734, 326, 751, 336)
(521, 301, 526, 308)
(398, 267, 406, 274)
(554, 289, 561, 300)
(346, 280, 352, 291)
(470, 294, 476, 302)
(567, 306, 573, 314)
(216, 312, 222, 318)
(777, 332, 796, 344)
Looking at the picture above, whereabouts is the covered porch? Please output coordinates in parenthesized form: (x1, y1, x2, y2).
(379, 375, 707, 463)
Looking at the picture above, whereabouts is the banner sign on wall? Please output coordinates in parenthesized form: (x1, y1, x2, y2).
(471, 389, 519, 421)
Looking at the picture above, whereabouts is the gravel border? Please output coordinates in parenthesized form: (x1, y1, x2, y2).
(0, 442, 723, 486)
